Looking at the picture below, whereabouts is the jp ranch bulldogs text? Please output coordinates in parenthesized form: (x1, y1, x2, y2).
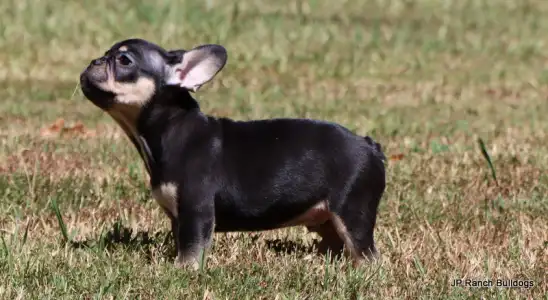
(451, 278, 535, 289)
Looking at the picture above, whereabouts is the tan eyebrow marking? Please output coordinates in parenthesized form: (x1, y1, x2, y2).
(118, 46, 128, 52)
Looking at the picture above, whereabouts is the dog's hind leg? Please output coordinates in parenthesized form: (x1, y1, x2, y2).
(329, 168, 385, 266)
(307, 220, 345, 259)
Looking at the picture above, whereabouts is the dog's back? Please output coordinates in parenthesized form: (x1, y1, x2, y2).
(211, 117, 384, 229)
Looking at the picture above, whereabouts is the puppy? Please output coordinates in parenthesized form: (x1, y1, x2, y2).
(79, 38, 386, 269)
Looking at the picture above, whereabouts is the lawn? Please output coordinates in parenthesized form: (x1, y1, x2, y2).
(0, 0, 546, 299)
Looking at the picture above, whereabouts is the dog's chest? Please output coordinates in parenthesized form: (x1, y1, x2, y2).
(151, 182, 178, 218)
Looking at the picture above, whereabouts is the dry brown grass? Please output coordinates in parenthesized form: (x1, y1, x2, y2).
(0, 0, 546, 299)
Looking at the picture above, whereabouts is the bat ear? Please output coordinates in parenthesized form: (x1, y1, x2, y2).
(165, 44, 227, 92)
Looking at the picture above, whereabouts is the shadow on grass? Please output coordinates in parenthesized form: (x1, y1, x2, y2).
(264, 237, 321, 258)
(264, 237, 347, 262)
(68, 222, 331, 261)
(69, 221, 174, 261)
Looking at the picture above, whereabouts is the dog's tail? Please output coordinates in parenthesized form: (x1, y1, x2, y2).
(364, 136, 386, 162)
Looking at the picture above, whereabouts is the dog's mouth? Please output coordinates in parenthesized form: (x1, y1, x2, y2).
(80, 76, 115, 109)
(80, 63, 116, 109)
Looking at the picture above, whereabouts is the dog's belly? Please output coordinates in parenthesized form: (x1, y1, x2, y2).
(213, 199, 330, 232)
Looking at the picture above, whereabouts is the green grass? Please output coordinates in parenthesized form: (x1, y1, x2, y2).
(1, 0, 547, 298)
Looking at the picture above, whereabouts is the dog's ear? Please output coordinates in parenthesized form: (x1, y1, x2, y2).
(165, 44, 227, 92)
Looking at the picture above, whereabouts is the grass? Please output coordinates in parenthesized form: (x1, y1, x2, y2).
(0, 0, 547, 298)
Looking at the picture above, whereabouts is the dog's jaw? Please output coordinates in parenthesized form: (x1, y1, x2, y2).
(79, 71, 115, 110)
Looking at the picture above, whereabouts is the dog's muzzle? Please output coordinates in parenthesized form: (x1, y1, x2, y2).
(79, 62, 114, 109)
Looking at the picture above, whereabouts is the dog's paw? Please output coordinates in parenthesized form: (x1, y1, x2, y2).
(174, 255, 200, 271)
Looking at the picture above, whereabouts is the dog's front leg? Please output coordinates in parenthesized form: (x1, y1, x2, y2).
(170, 217, 179, 257)
(174, 192, 215, 270)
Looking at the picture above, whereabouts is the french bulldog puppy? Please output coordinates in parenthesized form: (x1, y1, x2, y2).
(79, 38, 386, 269)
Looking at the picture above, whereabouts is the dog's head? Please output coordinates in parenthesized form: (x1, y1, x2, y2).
(79, 38, 227, 173)
(80, 38, 227, 114)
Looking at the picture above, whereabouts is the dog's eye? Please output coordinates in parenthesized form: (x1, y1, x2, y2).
(116, 53, 133, 66)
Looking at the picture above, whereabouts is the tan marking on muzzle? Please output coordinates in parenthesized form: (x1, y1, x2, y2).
(92, 63, 157, 175)
(96, 66, 156, 106)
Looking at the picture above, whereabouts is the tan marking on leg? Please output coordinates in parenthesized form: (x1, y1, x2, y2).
(151, 182, 178, 218)
(309, 220, 345, 257)
(280, 200, 331, 228)
(175, 244, 202, 271)
(175, 255, 200, 271)
(330, 213, 364, 266)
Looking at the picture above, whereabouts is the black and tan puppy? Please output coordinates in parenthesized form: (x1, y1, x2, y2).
(79, 38, 386, 269)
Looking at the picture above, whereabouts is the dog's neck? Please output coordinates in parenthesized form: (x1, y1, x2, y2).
(112, 86, 203, 183)
(138, 85, 201, 136)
